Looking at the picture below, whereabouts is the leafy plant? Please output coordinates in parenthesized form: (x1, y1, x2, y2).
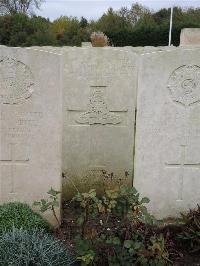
(138, 234, 172, 265)
(178, 205, 200, 253)
(76, 238, 95, 265)
(112, 185, 154, 223)
(72, 184, 172, 265)
(0, 202, 50, 234)
(33, 188, 61, 227)
(73, 189, 99, 237)
(73, 185, 154, 228)
(0, 228, 74, 266)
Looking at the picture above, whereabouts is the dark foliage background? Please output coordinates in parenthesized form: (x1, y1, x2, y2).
(0, 3, 199, 47)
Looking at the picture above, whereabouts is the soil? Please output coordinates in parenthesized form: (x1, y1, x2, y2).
(54, 201, 200, 266)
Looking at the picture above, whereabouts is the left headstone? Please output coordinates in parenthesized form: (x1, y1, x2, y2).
(0, 47, 62, 225)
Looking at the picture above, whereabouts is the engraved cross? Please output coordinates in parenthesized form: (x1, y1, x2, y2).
(165, 145, 200, 201)
(0, 143, 29, 193)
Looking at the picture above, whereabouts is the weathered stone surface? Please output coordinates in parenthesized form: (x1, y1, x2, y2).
(63, 48, 137, 182)
(123, 46, 177, 54)
(0, 47, 62, 225)
(180, 28, 200, 46)
(27, 46, 63, 54)
(82, 42, 92, 47)
(134, 48, 200, 218)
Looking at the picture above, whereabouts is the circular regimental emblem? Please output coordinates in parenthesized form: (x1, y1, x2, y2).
(167, 65, 200, 106)
(0, 57, 34, 104)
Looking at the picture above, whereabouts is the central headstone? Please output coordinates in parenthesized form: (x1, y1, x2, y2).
(63, 48, 137, 184)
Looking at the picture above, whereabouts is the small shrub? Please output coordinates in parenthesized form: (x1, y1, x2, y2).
(0, 202, 50, 234)
(0, 228, 74, 266)
(90, 31, 109, 47)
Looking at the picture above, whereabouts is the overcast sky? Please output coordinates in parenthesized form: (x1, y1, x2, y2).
(36, 0, 200, 21)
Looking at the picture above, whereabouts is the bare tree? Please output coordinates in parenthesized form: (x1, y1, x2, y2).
(0, 0, 43, 15)
(118, 3, 150, 26)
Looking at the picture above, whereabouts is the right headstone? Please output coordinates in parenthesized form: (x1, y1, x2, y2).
(134, 48, 200, 218)
(180, 28, 200, 46)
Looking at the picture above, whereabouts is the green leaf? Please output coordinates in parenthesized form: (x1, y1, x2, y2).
(100, 234, 106, 241)
(141, 197, 150, 204)
(134, 242, 141, 250)
(77, 216, 84, 226)
(124, 240, 134, 249)
(47, 187, 60, 197)
(40, 205, 49, 212)
(128, 248, 135, 255)
(140, 206, 148, 214)
(32, 201, 41, 206)
(112, 237, 121, 245)
(89, 191, 96, 198)
(131, 187, 138, 194)
(76, 239, 91, 254)
(41, 199, 48, 206)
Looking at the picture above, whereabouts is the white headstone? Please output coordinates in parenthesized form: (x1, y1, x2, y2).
(63, 48, 138, 183)
(180, 28, 200, 46)
(0, 47, 62, 225)
(134, 48, 200, 218)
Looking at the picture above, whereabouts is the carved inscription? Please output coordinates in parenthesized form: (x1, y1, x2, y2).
(65, 56, 134, 84)
(76, 86, 122, 125)
(0, 57, 34, 104)
(167, 65, 200, 106)
(65, 62, 113, 84)
(0, 110, 43, 139)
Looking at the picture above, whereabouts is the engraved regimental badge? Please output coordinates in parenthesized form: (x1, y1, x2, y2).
(167, 65, 200, 106)
(76, 86, 122, 125)
(0, 57, 34, 104)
